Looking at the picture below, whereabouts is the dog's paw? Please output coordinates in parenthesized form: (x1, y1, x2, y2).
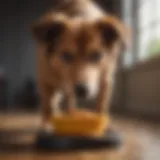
(39, 122, 54, 134)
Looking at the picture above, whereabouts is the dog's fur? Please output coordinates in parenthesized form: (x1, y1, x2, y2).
(32, 0, 128, 127)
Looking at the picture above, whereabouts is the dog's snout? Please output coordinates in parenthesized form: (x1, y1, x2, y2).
(75, 83, 88, 98)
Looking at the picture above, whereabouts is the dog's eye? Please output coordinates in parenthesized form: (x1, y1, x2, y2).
(60, 52, 74, 63)
(89, 51, 103, 63)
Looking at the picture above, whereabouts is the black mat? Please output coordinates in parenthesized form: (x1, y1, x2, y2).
(0, 128, 123, 152)
(35, 129, 123, 151)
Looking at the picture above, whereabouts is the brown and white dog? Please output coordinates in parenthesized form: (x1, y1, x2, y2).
(32, 0, 128, 130)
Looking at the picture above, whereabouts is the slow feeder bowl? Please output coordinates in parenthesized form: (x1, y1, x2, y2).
(35, 110, 122, 151)
(51, 110, 109, 137)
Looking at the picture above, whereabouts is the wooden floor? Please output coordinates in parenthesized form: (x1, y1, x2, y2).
(0, 113, 160, 160)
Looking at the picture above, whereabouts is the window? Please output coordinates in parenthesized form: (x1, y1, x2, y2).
(138, 0, 160, 60)
(123, 0, 160, 65)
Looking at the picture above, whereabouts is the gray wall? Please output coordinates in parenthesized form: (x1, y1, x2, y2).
(0, 0, 50, 103)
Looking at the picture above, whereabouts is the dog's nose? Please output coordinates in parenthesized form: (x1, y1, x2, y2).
(75, 83, 88, 98)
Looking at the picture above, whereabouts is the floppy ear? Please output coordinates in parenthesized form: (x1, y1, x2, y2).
(32, 16, 66, 45)
(96, 16, 130, 50)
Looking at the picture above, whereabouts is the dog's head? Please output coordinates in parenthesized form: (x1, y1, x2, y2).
(32, 14, 128, 99)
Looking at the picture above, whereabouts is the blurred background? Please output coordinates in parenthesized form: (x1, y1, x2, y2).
(0, 0, 160, 159)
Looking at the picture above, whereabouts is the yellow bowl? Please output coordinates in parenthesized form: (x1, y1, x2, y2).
(51, 110, 110, 136)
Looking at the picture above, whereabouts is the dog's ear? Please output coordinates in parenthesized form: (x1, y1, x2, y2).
(96, 16, 130, 50)
(32, 16, 66, 45)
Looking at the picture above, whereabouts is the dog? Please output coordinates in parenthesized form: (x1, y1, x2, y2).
(32, 0, 128, 130)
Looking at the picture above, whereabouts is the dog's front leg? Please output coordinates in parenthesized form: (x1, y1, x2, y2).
(96, 80, 113, 113)
(65, 90, 76, 113)
(40, 85, 62, 132)
(39, 84, 53, 132)
(61, 82, 76, 113)
(51, 91, 63, 116)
